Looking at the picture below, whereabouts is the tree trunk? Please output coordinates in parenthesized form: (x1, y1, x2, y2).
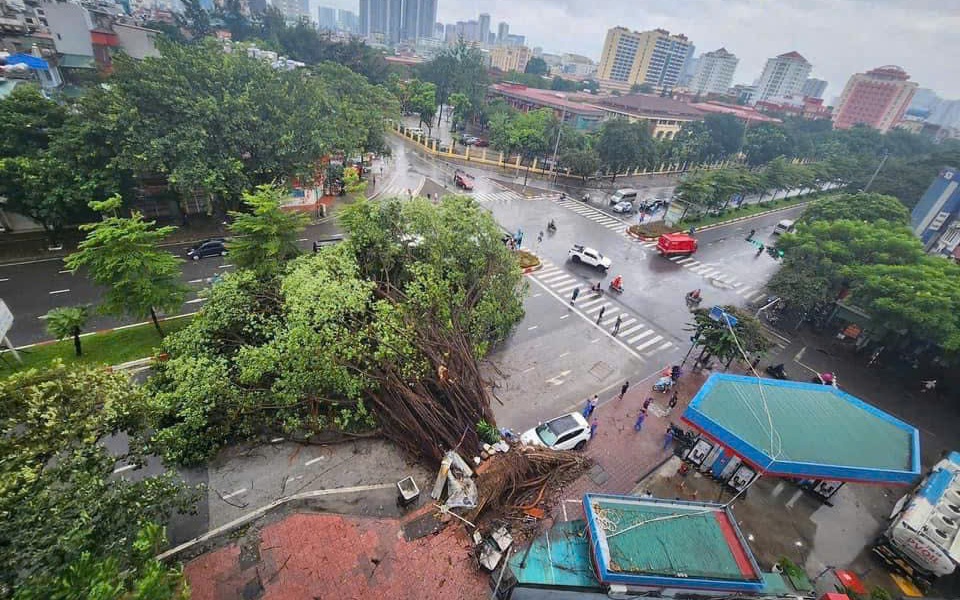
(150, 307, 165, 337)
(72, 327, 82, 357)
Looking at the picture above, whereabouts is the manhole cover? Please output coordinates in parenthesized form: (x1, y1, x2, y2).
(588, 464, 610, 486)
(588, 361, 613, 380)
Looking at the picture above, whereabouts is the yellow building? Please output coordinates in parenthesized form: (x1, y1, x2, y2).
(597, 27, 693, 91)
(489, 45, 533, 73)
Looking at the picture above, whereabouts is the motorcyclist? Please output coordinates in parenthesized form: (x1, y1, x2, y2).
(547, 219, 556, 231)
(746, 229, 756, 241)
(686, 289, 701, 301)
(756, 243, 765, 256)
(591, 281, 602, 293)
(611, 275, 623, 291)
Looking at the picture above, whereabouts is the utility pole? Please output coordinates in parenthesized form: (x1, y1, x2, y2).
(863, 150, 889, 193)
(550, 98, 568, 184)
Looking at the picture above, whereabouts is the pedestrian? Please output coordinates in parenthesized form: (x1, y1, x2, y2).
(688, 226, 696, 236)
(613, 315, 622, 336)
(312, 241, 319, 253)
(643, 396, 652, 411)
(570, 287, 580, 305)
(663, 427, 675, 450)
(750, 356, 760, 372)
(537, 230, 543, 244)
(596, 305, 606, 324)
(668, 391, 678, 412)
(590, 417, 598, 439)
(634, 411, 645, 431)
(618, 380, 630, 400)
(582, 394, 598, 418)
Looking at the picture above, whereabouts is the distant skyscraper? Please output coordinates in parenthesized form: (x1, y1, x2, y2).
(317, 6, 337, 30)
(801, 78, 828, 99)
(597, 27, 694, 91)
(689, 48, 738, 95)
(754, 51, 812, 102)
(909, 88, 941, 116)
(497, 21, 508, 44)
(273, 0, 310, 22)
(478, 12, 490, 45)
(434, 21, 443, 38)
(339, 9, 358, 34)
(359, 0, 433, 43)
(833, 65, 917, 133)
(444, 22, 456, 42)
(929, 100, 960, 129)
(506, 33, 524, 47)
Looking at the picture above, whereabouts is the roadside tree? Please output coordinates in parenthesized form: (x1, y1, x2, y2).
(597, 119, 656, 181)
(687, 306, 771, 369)
(44, 305, 91, 357)
(65, 196, 187, 336)
(800, 192, 909, 225)
(226, 185, 309, 275)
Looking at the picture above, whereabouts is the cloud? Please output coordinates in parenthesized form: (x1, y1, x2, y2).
(436, 0, 960, 99)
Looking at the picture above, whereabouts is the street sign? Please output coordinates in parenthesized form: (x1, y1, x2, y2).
(0, 299, 12, 339)
(709, 306, 738, 328)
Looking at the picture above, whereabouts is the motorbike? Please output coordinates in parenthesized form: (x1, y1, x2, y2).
(812, 372, 837, 387)
(609, 281, 624, 294)
(765, 364, 788, 380)
(581, 193, 591, 202)
(667, 422, 698, 447)
(685, 292, 702, 307)
(547, 221, 557, 232)
(653, 376, 674, 393)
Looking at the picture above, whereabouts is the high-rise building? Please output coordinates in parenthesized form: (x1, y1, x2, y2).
(911, 167, 960, 257)
(317, 6, 337, 31)
(339, 10, 359, 34)
(754, 51, 812, 102)
(801, 78, 828, 99)
(497, 21, 508, 44)
(434, 21, 443, 38)
(478, 12, 490, 45)
(359, 0, 434, 43)
(273, 0, 310, 23)
(596, 27, 694, 91)
(688, 47, 738, 95)
(832, 65, 917, 133)
(929, 100, 960, 130)
(489, 45, 532, 73)
(444, 22, 456, 42)
(506, 34, 525, 47)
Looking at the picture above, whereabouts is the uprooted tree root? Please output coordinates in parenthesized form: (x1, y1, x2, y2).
(467, 447, 592, 525)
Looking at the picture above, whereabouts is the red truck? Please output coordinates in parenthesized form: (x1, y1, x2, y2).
(657, 233, 698, 257)
(454, 170, 474, 190)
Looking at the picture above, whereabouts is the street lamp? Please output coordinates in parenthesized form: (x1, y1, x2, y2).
(550, 94, 568, 184)
(863, 149, 889, 192)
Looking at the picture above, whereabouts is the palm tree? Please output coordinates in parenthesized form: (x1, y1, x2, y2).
(45, 305, 91, 357)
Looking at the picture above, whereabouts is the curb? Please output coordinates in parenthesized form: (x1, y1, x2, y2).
(625, 200, 813, 242)
(519, 251, 543, 275)
(1, 312, 196, 353)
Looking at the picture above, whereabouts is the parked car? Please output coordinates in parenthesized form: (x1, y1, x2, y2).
(520, 412, 592, 451)
(612, 201, 634, 214)
(461, 135, 480, 145)
(608, 188, 639, 205)
(406, 127, 424, 136)
(656, 233, 698, 257)
(474, 138, 489, 147)
(568, 244, 612, 271)
(187, 238, 227, 261)
(640, 198, 666, 211)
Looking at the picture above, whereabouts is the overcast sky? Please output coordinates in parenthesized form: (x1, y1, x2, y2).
(319, 0, 960, 100)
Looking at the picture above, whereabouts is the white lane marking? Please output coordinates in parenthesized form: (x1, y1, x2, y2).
(685, 260, 701, 266)
(584, 304, 606, 315)
(617, 318, 637, 328)
(676, 258, 695, 265)
(188, 278, 204, 283)
(528, 325, 539, 330)
(579, 297, 605, 309)
(619, 324, 645, 337)
(113, 464, 136, 474)
(220, 264, 234, 269)
(657, 342, 674, 351)
(554, 283, 581, 294)
(297, 238, 309, 242)
(538, 269, 562, 277)
(270, 437, 285, 443)
(698, 269, 719, 278)
(58, 269, 71, 274)
(222, 488, 248, 500)
(669, 256, 684, 262)
(522, 366, 536, 373)
(532, 293, 542, 298)
(590, 338, 601, 343)
(559, 351, 570, 358)
(0, 278, 8, 282)
(559, 314, 570, 319)
(541, 273, 572, 284)
(48, 289, 70, 295)
(304, 456, 326, 466)
(628, 330, 654, 343)
(112, 322, 146, 331)
(738, 287, 753, 295)
(635, 335, 664, 351)
(186, 298, 206, 304)
(602, 316, 619, 326)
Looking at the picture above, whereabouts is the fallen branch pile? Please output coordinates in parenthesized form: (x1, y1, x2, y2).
(467, 447, 592, 522)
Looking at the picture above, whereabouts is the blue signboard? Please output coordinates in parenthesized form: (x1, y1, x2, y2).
(709, 306, 738, 327)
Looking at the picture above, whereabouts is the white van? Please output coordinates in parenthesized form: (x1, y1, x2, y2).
(609, 188, 639, 205)
(773, 219, 795, 234)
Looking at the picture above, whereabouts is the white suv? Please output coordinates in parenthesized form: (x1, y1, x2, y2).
(568, 244, 612, 271)
(520, 412, 592, 451)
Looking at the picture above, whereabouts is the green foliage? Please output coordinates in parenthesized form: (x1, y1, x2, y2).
(44, 305, 91, 356)
(420, 40, 488, 128)
(870, 586, 892, 600)
(65, 196, 188, 335)
(145, 197, 525, 465)
(227, 184, 309, 275)
(597, 118, 656, 178)
(524, 57, 550, 76)
(800, 193, 909, 225)
(488, 107, 555, 163)
(0, 362, 194, 597)
(477, 419, 501, 444)
(560, 148, 601, 180)
(342, 165, 367, 194)
(405, 79, 437, 130)
(687, 306, 771, 367)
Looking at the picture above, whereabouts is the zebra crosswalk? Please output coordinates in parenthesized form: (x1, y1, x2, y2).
(529, 260, 678, 363)
(553, 198, 630, 233)
(370, 176, 426, 200)
(635, 240, 772, 303)
(468, 189, 523, 204)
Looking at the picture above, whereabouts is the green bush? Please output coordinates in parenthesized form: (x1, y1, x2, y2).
(477, 419, 500, 444)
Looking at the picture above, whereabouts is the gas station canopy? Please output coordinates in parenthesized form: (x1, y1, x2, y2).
(682, 374, 921, 485)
